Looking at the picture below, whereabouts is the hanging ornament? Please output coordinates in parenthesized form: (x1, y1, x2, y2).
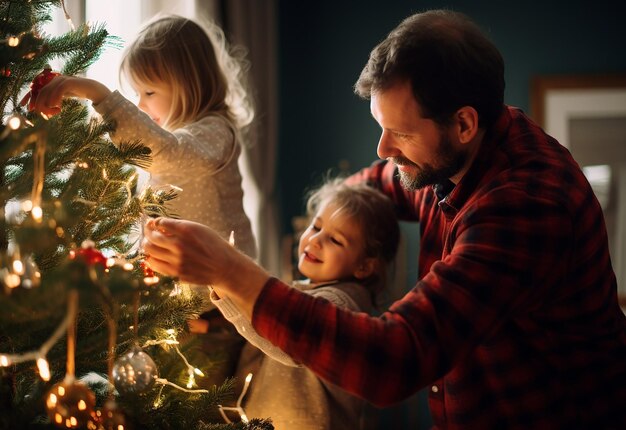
(30, 131, 46, 223)
(45, 376, 96, 429)
(70, 240, 107, 268)
(20, 65, 60, 111)
(0, 65, 11, 77)
(94, 399, 127, 430)
(112, 346, 158, 395)
(139, 260, 154, 278)
(1, 243, 40, 290)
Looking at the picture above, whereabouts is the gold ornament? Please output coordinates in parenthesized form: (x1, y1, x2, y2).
(45, 376, 96, 429)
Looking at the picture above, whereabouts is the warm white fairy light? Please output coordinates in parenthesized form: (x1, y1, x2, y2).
(0, 114, 22, 139)
(37, 357, 51, 381)
(12, 259, 24, 275)
(60, 0, 75, 31)
(143, 275, 160, 286)
(31, 205, 43, 222)
(7, 36, 19, 46)
(153, 377, 209, 394)
(218, 373, 253, 424)
(0, 309, 71, 380)
(8, 114, 21, 129)
(142, 330, 207, 391)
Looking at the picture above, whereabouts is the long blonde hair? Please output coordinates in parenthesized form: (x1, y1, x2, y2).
(120, 14, 254, 133)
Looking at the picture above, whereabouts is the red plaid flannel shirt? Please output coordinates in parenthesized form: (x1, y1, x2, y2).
(253, 106, 626, 429)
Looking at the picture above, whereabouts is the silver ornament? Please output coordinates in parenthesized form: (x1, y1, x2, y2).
(112, 346, 158, 394)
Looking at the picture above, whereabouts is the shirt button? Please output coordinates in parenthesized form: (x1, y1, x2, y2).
(431, 385, 439, 393)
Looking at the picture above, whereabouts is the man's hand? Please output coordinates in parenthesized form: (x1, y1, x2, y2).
(142, 218, 270, 319)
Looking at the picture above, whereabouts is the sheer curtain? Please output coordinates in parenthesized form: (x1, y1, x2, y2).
(198, 0, 281, 276)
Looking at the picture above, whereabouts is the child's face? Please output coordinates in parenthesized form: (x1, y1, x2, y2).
(297, 201, 372, 283)
(132, 79, 173, 127)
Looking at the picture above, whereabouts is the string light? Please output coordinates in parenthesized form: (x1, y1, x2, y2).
(8, 114, 22, 129)
(30, 133, 46, 223)
(60, 0, 75, 31)
(37, 357, 51, 381)
(31, 205, 43, 222)
(142, 329, 207, 391)
(0, 306, 72, 380)
(218, 373, 253, 424)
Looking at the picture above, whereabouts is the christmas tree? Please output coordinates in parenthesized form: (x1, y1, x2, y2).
(0, 1, 272, 429)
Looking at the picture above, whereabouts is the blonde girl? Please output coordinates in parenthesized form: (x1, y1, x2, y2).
(211, 179, 400, 429)
(33, 14, 257, 259)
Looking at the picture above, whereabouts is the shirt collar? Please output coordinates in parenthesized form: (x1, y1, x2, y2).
(443, 106, 512, 211)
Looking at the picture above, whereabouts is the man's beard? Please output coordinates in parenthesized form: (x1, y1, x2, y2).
(393, 133, 466, 191)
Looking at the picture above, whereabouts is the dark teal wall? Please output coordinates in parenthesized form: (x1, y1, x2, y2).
(277, 0, 626, 233)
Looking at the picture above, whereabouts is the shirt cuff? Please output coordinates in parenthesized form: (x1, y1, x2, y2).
(209, 289, 240, 320)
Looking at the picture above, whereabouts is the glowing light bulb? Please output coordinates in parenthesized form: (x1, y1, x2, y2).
(8, 115, 21, 129)
(32, 205, 43, 222)
(37, 357, 51, 381)
(12, 259, 24, 275)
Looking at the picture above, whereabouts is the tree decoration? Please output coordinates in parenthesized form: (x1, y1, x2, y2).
(44, 289, 97, 429)
(45, 376, 97, 429)
(70, 240, 108, 268)
(0, 1, 273, 428)
(112, 345, 158, 395)
(20, 65, 60, 111)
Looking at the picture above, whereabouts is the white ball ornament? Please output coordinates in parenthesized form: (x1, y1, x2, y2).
(112, 346, 158, 394)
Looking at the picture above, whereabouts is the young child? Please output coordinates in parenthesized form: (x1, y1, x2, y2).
(32, 14, 257, 383)
(211, 179, 400, 430)
(32, 14, 257, 260)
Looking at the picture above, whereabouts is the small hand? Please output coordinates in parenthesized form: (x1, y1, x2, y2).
(28, 74, 111, 117)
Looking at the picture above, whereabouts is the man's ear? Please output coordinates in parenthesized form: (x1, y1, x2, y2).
(354, 258, 376, 280)
(454, 106, 479, 144)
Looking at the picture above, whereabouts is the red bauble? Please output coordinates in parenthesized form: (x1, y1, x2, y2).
(140, 260, 155, 277)
(22, 66, 60, 110)
(70, 242, 107, 267)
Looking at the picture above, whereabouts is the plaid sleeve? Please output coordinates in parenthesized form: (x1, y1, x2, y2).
(253, 278, 426, 405)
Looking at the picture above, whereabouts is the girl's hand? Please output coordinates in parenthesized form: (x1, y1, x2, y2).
(29, 75, 111, 117)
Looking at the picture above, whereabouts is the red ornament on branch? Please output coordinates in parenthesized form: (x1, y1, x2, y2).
(20, 65, 60, 111)
(69, 240, 107, 268)
(140, 260, 155, 278)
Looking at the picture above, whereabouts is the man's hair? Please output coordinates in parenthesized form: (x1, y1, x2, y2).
(355, 9, 505, 128)
(305, 178, 400, 299)
(120, 14, 254, 133)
